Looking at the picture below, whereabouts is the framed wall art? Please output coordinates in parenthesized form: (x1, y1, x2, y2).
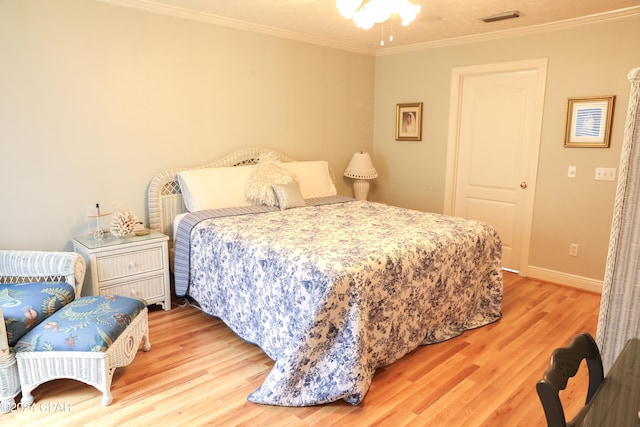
(564, 96, 615, 147)
(396, 102, 423, 141)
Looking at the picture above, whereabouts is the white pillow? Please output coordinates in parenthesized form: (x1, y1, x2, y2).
(177, 165, 255, 212)
(281, 161, 337, 199)
(245, 157, 295, 206)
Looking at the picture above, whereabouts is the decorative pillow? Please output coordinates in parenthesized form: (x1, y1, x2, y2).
(245, 156, 295, 206)
(1, 281, 75, 347)
(281, 161, 337, 199)
(272, 181, 306, 210)
(177, 165, 255, 212)
(15, 295, 146, 353)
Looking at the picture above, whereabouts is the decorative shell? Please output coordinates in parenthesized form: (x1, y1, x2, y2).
(110, 210, 137, 236)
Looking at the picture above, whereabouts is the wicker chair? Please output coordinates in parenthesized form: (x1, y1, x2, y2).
(0, 250, 85, 413)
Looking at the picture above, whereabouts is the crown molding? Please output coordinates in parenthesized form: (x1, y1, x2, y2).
(96, 0, 376, 55)
(98, 1, 639, 57)
(377, 6, 640, 56)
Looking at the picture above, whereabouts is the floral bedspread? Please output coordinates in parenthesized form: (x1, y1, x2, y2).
(174, 198, 502, 406)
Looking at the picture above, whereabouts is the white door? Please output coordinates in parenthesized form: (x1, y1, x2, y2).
(444, 59, 547, 274)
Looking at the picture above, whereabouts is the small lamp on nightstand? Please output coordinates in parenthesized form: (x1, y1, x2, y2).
(344, 151, 378, 201)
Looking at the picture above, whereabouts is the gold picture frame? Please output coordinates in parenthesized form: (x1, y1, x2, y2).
(564, 96, 615, 147)
(396, 102, 423, 141)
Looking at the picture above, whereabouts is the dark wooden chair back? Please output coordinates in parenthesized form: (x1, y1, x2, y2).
(536, 332, 604, 427)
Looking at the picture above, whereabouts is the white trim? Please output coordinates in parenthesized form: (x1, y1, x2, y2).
(527, 265, 603, 294)
(97, 0, 375, 56)
(97, 1, 640, 57)
(378, 7, 640, 56)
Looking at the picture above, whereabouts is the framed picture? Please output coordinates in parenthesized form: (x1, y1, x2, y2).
(396, 102, 423, 141)
(564, 96, 615, 147)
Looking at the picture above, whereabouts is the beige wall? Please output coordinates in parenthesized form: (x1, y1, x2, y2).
(2, 0, 638, 285)
(373, 15, 640, 283)
(0, 0, 375, 250)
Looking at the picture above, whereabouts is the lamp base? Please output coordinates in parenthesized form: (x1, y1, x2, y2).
(352, 179, 371, 201)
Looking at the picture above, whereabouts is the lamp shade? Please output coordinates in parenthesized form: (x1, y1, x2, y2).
(344, 152, 378, 180)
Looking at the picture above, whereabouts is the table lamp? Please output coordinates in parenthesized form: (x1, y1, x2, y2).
(344, 152, 378, 200)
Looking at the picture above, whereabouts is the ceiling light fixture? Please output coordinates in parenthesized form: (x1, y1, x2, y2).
(337, 0, 421, 30)
(480, 10, 521, 23)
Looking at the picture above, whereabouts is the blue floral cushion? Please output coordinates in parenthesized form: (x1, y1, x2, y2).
(1, 282, 75, 347)
(15, 295, 146, 353)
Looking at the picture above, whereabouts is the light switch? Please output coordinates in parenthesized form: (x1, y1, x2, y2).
(595, 167, 616, 181)
(568, 166, 576, 178)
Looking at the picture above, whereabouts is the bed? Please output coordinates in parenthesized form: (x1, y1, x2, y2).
(147, 147, 503, 406)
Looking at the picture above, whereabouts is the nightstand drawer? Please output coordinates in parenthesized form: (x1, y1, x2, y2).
(99, 274, 166, 301)
(96, 246, 165, 282)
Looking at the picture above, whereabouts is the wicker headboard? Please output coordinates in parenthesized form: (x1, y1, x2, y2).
(147, 146, 335, 244)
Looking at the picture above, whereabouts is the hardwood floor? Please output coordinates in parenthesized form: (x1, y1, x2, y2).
(4, 272, 601, 426)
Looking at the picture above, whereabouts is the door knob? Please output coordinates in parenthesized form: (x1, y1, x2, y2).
(520, 181, 528, 189)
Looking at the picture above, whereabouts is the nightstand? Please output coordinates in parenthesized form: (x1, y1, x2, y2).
(73, 230, 171, 311)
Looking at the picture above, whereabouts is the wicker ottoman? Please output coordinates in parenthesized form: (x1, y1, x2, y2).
(14, 295, 150, 406)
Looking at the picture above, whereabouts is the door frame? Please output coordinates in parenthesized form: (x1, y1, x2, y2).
(443, 58, 548, 276)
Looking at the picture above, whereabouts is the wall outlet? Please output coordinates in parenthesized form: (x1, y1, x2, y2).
(569, 243, 579, 257)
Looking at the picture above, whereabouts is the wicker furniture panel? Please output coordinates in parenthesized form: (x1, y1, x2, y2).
(99, 275, 165, 301)
(0, 251, 85, 414)
(597, 67, 640, 371)
(0, 333, 20, 413)
(96, 246, 165, 282)
(17, 307, 150, 407)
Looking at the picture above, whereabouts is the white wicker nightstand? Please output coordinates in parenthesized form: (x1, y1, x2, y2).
(73, 230, 171, 311)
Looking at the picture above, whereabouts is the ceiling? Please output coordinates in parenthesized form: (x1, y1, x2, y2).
(101, 0, 640, 55)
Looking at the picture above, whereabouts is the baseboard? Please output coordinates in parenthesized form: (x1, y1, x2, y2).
(524, 265, 603, 294)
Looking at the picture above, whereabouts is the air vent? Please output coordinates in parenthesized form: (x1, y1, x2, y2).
(481, 10, 521, 23)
